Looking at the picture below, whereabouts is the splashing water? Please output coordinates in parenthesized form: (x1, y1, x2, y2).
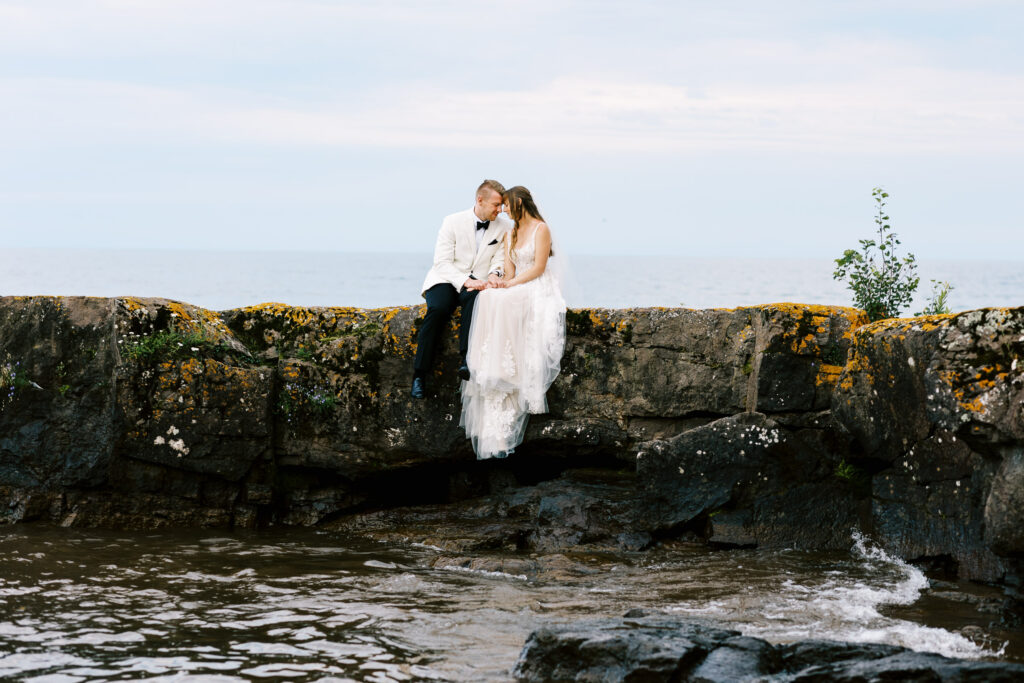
(668, 530, 1005, 660)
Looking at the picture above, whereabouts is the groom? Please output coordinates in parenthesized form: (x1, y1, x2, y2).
(411, 179, 511, 399)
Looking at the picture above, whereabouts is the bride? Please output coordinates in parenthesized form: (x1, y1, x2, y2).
(460, 186, 567, 459)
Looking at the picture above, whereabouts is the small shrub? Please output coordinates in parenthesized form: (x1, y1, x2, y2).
(916, 280, 954, 316)
(833, 188, 920, 321)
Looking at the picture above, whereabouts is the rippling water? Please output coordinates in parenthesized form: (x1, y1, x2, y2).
(0, 527, 1016, 681)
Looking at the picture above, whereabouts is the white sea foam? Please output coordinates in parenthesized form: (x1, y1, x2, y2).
(669, 531, 1004, 660)
(438, 565, 530, 582)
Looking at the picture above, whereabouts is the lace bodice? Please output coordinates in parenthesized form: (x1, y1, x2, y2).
(510, 228, 540, 271)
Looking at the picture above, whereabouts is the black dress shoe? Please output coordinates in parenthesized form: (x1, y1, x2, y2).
(457, 363, 471, 381)
(410, 377, 426, 399)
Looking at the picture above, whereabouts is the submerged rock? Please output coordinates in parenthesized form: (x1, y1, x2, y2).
(513, 614, 1024, 682)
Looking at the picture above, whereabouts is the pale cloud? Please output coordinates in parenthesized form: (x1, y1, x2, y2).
(3, 64, 1021, 154)
(3, 1, 1019, 155)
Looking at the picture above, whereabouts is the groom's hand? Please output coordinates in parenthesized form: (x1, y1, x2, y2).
(487, 273, 502, 287)
(463, 278, 487, 291)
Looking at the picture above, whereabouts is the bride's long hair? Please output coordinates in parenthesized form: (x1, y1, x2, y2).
(504, 186, 552, 255)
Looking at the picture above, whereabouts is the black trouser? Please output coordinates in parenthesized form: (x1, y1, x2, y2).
(413, 282, 480, 379)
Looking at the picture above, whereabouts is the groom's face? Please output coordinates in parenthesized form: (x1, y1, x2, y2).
(476, 189, 502, 222)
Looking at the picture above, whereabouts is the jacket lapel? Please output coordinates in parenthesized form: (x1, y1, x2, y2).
(461, 211, 481, 262)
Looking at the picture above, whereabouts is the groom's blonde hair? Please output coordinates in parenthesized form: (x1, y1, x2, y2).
(476, 179, 506, 198)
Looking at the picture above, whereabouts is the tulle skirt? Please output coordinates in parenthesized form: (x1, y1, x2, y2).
(460, 269, 566, 459)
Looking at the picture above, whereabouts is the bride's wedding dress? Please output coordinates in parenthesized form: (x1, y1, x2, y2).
(460, 229, 567, 459)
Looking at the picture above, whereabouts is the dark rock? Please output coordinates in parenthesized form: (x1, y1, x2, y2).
(326, 468, 644, 556)
(833, 309, 1024, 592)
(635, 412, 859, 550)
(871, 429, 1003, 581)
(513, 616, 1024, 682)
(0, 297, 118, 492)
(689, 635, 777, 681)
(512, 616, 737, 682)
(787, 649, 1024, 682)
(778, 639, 906, 671)
(986, 448, 1024, 556)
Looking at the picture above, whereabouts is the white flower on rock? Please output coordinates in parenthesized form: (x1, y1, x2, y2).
(168, 438, 189, 456)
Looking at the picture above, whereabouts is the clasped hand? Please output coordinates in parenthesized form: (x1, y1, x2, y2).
(465, 276, 513, 291)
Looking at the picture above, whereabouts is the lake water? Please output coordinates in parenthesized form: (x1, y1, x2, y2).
(1, 248, 1021, 312)
(0, 527, 1016, 682)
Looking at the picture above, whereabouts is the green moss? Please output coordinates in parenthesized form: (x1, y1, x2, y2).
(334, 322, 382, 339)
(823, 341, 845, 366)
(308, 391, 337, 415)
(123, 328, 216, 363)
(565, 309, 594, 335)
(835, 458, 859, 481)
(275, 392, 295, 417)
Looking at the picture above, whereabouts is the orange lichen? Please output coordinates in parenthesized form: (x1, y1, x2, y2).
(814, 363, 845, 387)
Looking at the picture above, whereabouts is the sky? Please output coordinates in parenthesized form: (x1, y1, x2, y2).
(1, 0, 1022, 258)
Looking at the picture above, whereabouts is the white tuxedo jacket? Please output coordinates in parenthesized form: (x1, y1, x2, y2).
(420, 209, 512, 296)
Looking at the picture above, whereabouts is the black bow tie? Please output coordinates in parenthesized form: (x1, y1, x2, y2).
(476, 220, 489, 231)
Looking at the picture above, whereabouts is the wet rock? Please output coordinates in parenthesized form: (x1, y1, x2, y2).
(326, 468, 645, 555)
(986, 449, 1024, 556)
(786, 649, 1024, 682)
(513, 615, 1024, 682)
(833, 308, 1024, 588)
(513, 615, 737, 682)
(0, 297, 118, 492)
(430, 553, 600, 582)
(635, 412, 859, 550)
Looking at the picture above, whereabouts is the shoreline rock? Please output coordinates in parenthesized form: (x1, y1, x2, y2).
(1, 296, 1023, 620)
(513, 613, 1024, 682)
